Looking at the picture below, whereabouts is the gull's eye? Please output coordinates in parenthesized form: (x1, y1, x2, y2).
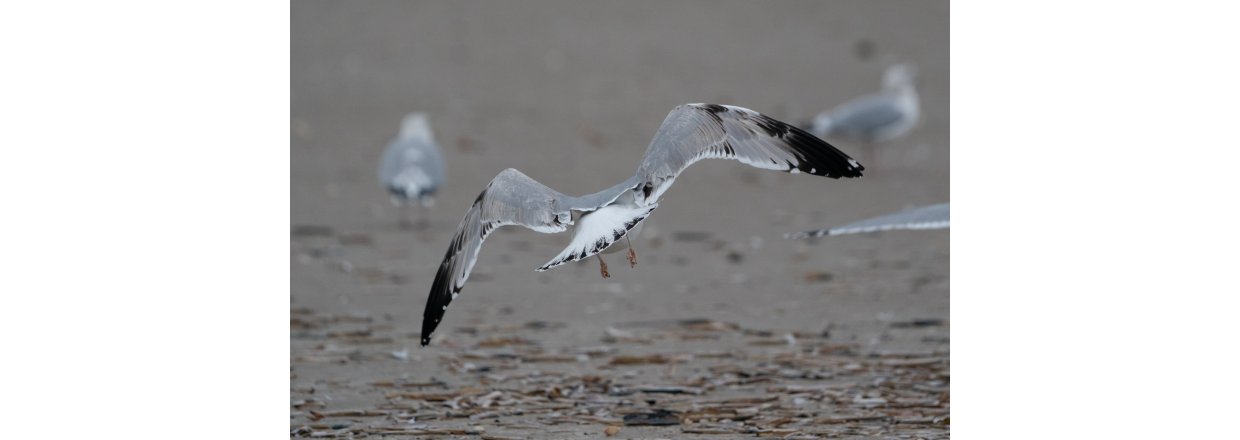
(642, 183, 653, 199)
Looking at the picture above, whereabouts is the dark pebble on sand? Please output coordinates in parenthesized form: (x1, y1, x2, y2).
(623, 409, 680, 426)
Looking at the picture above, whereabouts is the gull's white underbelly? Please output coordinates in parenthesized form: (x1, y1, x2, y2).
(600, 220, 643, 254)
(571, 203, 645, 254)
(537, 202, 657, 271)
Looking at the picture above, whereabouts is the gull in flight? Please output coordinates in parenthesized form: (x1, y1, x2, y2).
(805, 63, 920, 144)
(378, 112, 446, 228)
(420, 104, 865, 345)
(785, 203, 949, 239)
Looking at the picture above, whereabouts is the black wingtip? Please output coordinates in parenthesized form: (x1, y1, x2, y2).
(419, 319, 436, 346)
(734, 110, 864, 179)
(782, 123, 865, 179)
(420, 190, 489, 347)
(420, 301, 446, 347)
(421, 249, 455, 347)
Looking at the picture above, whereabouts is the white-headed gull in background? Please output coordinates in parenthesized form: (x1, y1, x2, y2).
(786, 203, 948, 239)
(807, 64, 920, 143)
(378, 112, 446, 227)
(420, 103, 865, 345)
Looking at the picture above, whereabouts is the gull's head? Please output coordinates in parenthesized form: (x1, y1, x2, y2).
(399, 112, 434, 141)
(634, 175, 672, 207)
(882, 63, 917, 89)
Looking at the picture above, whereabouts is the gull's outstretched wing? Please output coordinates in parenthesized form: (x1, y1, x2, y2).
(635, 104, 865, 204)
(421, 168, 572, 345)
(786, 203, 949, 239)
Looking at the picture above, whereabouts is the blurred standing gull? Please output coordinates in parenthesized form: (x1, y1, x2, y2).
(420, 103, 865, 345)
(786, 203, 948, 239)
(807, 64, 920, 144)
(378, 112, 446, 229)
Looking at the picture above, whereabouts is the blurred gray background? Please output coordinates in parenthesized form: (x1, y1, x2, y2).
(292, 2, 947, 433)
(293, 0, 947, 226)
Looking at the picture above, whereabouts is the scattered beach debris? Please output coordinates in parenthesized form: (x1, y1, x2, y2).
(803, 271, 835, 283)
(290, 306, 950, 438)
(890, 318, 946, 328)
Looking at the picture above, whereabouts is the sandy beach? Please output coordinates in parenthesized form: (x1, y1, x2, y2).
(292, 1, 948, 438)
